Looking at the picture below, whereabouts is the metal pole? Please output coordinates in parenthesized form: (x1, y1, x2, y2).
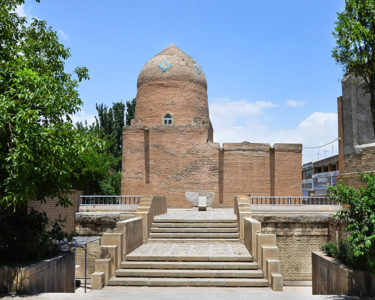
(84, 243, 87, 293)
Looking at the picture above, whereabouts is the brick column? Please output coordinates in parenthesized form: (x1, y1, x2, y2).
(337, 96, 344, 173)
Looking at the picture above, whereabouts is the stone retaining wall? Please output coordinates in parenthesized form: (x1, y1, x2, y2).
(312, 251, 375, 296)
(253, 214, 343, 282)
(75, 212, 135, 236)
(0, 252, 75, 294)
(75, 239, 101, 279)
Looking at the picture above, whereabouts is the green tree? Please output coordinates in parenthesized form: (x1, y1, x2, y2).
(126, 98, 136, 126)
(333, 0, 375, 131)
(0, 0, 103, 209)
(95, 101, 125, 160)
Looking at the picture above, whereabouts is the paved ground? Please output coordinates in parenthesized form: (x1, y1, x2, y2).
(128, 240, 250, 259)
(2, 286, 368, 299)
(154, 208, 237, 221)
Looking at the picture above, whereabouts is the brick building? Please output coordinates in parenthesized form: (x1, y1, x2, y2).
(121, 45, 302, 208)
(337, 74, 375, 186)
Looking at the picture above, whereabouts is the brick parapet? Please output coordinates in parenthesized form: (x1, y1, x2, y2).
(273, 143, 302, 153)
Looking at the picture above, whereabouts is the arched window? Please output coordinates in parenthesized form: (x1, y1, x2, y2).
(163, 113, 173, 125)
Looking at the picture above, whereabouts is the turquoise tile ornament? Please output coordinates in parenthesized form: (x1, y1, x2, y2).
(194, 65, 202, 75)
(159, 61, 171, 72)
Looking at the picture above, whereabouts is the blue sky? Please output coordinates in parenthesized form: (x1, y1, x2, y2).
(19, 0, 345, 163)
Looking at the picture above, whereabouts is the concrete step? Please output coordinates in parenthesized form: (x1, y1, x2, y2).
(152, 222, 238, 228)
(108, 277, 269, 287)
(115, 269, 264, 278)
(151, 227, 238, 233)
(147, 238, 241, 242)
(125, 255, 253, 262)
(149, 232, 239, 239)
(120, 261, 259, 270)
(153, 218, 237, 223)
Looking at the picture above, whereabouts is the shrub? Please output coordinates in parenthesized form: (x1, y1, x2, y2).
(328, 173, 375, 272)
(321, 242, 339, 257)
(0, 208, 74, 267)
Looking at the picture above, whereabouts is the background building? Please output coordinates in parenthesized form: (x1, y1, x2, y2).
(302, 155, 339, 196)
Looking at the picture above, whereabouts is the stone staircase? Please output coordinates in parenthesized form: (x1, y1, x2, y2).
(149, 217, 239, 240)
(107, 212, 269, 287)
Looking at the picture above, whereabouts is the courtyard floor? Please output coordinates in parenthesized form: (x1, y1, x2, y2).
(2, 286, 368, 299)
(154, 208, 237, 221)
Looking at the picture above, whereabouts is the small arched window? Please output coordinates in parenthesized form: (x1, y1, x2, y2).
(163, 113, 173, 125)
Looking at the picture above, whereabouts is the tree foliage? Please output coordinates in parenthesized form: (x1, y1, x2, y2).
(328, 173, 375, 272)
(0, 0, 107, 208)
(95, 102, 125, 160)
(76, 99, 135, 195)
(126, 98, 136, 126)
(332, 0, 375, 131)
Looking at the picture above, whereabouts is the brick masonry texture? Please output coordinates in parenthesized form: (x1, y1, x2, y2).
(28, 190, 82, 233)
(122, 125, 302, 208)
(254, 215, 343, 281)
(121, 45, 302, 207)
(134, 45, 209, 127)
(343, 147, 375, 172)
(339, 147, 375, 188)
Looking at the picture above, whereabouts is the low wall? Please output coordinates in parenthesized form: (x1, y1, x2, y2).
(135, 195, 167, 240)
(116, 217, 143, 255)
(0, 252, 75, 294)
(248, 204, 344, 283)
(312, 251, 375, 296)
(78, 204, 138, 212)
(75, 212, 135, 235)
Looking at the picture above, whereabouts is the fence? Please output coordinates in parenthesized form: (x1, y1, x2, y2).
(302, 171, 339, 196)
(79, 195, 141, 206)
(248, 196, 338, 205)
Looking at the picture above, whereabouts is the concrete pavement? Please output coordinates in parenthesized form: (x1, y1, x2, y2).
(2, 286, 368, 300)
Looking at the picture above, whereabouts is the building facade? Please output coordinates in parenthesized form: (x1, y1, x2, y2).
(121, 45, 302, 208)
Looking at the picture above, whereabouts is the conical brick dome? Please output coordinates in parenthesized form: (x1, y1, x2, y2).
(137, 44, 207, 89)
(133, 44, 210, 126)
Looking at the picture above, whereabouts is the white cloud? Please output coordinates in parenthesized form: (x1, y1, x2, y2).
(285, 100, 306, 107)
(209, 98, 278, 131)
(14, 4, 27, 18)
(70, 110, 96, 126)
(58, 30, 68, 40)
(210, 98, 338, 163)
(210, 98, 278, 117)
(14, 4, 38, 22)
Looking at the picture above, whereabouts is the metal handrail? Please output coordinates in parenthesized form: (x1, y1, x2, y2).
(248, 196, 339, 205)
(79, 195, 141, 205)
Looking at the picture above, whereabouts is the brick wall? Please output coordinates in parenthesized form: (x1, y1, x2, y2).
(122, 125, 302, 208)
(222, 143, 272, 203)
(343, 146, 375, 173)
(28, 190, 82, 233)
(273, 144, 302, 196)
(122, 125, 219, 208)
